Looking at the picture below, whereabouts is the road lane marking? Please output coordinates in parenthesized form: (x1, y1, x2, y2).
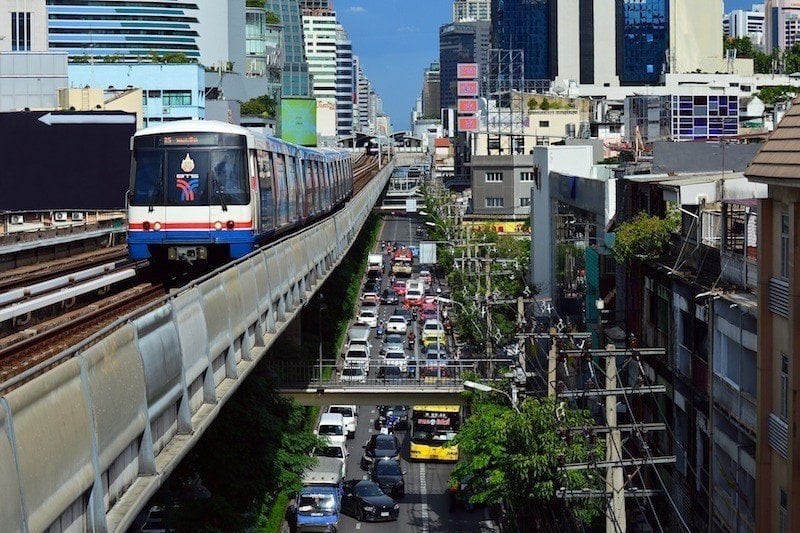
(419, 463, 429, 533)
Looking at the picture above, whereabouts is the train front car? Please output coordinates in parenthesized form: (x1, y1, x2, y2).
(128, 121, 257, 264)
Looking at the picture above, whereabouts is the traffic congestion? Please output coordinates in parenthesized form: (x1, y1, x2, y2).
(292, 166, 492, 533)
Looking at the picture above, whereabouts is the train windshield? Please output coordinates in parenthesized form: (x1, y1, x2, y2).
(131, 133, 249, 206)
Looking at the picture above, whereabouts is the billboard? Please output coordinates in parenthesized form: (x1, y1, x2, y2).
(420, 242, 437, 265)
(458, 99, 478, 114)
(457, 81, 479, 97)
(280, 97, 317, 146)
(457, 63, 478, 79)
(458, 116, 479, 132)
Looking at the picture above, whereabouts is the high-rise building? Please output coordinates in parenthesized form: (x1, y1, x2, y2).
(490, 0, 554, 80)
(45, 0, 201, 60)
(422, 61, 441, 118)
(335, 26, 354, 136)
(356, 61, 370, 132)
(245, 4, 284, 101)
(724, 4, 765, 49)
(453, 0, 490, 22)
(617, 0, 669, 85)
(765, 0, 800, 54)
(439, 20, 490, 110)
(264, 0, 312, 97)
(299, 0, 331, 10)
(553, 1, 620, 86)
(302, 7, 337, 137)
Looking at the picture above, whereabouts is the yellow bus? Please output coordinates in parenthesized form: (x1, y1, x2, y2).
(409, 405, 461, 462)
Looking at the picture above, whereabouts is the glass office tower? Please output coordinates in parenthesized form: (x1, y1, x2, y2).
(264, 0, 312, 97)
(616, 0, 669, 85)
(490, 0, 553, 80)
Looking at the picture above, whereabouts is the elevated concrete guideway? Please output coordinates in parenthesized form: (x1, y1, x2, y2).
(0, 162, 395, 532)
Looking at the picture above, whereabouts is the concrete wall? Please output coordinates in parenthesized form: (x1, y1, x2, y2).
(0, 161, 394, 532)
(0, 51, 68, 112)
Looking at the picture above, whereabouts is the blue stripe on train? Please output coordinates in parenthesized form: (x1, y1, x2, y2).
(128, 229, 256, 259)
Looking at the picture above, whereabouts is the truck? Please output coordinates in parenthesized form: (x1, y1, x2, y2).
(295, 457, 344, 532)
(391, 248, 413, 277)
(368, 253, 384, 274)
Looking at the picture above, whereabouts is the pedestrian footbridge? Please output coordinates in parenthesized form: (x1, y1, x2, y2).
(0, 164, 394, 532)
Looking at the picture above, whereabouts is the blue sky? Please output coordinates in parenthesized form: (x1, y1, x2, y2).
(334, 1, 759, 131)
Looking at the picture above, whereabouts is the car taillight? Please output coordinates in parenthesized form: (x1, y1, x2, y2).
(142, 221, 151, 231)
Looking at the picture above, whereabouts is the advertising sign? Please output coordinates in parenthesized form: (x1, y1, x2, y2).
(457, 116, 479, 132)
(457, 99, 478, 114)
(280, 97, 317, 146)
(457, 63, 478, 79)
(457, 81, 479, 97)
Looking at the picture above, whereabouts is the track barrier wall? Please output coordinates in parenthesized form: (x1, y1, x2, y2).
(0, 161, 394, 532)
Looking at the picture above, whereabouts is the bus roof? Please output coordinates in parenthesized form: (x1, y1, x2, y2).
(412, 405, 460, 413)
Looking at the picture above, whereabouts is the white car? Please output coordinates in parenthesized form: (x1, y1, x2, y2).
(316, 412, 346, 445)
(328, 405, 357, 438)
(340, 365, 367, 384)
(313, 442, 349, 478)
(423, 319, 445, 334)
(386, 315, 408, 334)
(383, 348, 409, 372)
(344, 345, 370, 372)
(357, 308, 378, 328)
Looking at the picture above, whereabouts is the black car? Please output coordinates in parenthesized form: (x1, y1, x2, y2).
(363, 280, 381, 293)
(361, 433, 402, 470)
(366, 269, 383, 281)
(381, 288, 399, 305)
(370, 457, 406, 497)
(341, 479, 400, 522)
(374, 405, 410, 431)
(392, 307, 413, 323)
(377, 365, 403, 383)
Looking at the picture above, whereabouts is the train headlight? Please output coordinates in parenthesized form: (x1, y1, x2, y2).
(214, 221, 223, 230)
(226, 220, 235, 230)
(142, 221, 151, 231)
(153, 222, 162, 231)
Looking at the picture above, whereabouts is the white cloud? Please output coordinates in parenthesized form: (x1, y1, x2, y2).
(396, 25, 419, 33)
(348, 6, 366, 13)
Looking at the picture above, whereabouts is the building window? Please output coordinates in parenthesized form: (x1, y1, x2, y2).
(11, 12, 32, 51)
(781, 212, 789, 279)
(536, 137, 550, 146)
(781, 354, 789, 420)
(520, 197, 531, 207)
(520, 172, 534, 182)
(539, 120, 550, 127)
(485, 197, 504, 208)
(485, 172, 503, 182)
(162, 90, 192, 106)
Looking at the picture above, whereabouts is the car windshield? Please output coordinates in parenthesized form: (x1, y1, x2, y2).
(375, 436, 397, 450)
(388, 317, 404, 323)
(376, 461, 402, 476)
(318, 425, 343, 436)
(386, 352, 405, 359)
(360, 311, 375, 318)
(316, 446, 344, 459)
(298, 493, 337, 514)
(343, 368, 363, 376)
(329, 407, 353, 417)
(347, 351, 367, 359)
(385, 334, 403, 344)
(355, 483, 384, 498)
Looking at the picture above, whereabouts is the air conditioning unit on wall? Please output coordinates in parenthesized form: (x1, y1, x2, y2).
(10, 215, 24, 225)
(71, 212, 84, 221)
(54, 212, 68, 222)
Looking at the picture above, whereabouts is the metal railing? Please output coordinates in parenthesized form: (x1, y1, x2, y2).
(270, 358, 515, 388)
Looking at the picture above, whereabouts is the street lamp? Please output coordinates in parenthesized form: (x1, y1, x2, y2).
(319, 293, 327, 383)
(463, 380, 521, 414)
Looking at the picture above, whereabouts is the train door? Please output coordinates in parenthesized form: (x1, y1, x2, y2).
(257, 149, 275, 234)
(285, 154, 298, 223)
(273, 152, 289, 227)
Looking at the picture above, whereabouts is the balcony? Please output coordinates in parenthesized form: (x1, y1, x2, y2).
(720, 249, 757, 291)
(713, 374, 757, 434)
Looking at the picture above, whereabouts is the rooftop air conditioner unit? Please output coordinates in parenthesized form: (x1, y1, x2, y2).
(10, 215, 24, 225)
(54, 212, 68, 222)
(71, 212, 85, 221)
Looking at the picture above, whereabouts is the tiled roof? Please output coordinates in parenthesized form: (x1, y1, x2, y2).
(745, 98, 800, 183)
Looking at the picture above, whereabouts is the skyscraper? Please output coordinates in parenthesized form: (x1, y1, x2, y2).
(335, 26, 354, 136)
(490, 0, 554, 80)
(765, 0, 800, 54)
(439, 20, 490, 110)
(453, 0, 491, 22)
(422, 61, 441, 118)
(724, 4, 765, 49)
(264, 0, 312, 97)
(616, 0, 669, 84)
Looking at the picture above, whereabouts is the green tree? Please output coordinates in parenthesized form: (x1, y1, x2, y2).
(241, 94, 278, 118)
(758, 84, 799, 104)
(527, 99, 539, 111)
(539, 97, 551, 111)
(246, 0, 266, 7)
(452, 395, 605, 527)
(612, 211, 679, 264)
(265, 11, 280, 24)
(724, 36, 773, 73)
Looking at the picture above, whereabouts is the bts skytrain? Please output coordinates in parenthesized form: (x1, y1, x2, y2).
(127, 120, 353, 263)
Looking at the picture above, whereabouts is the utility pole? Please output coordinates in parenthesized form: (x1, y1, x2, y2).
(485, 246, 493, 365)
(605, 344, 626, 533)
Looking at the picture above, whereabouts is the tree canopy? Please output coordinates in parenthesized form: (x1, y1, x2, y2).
(241, 94, 278, 118)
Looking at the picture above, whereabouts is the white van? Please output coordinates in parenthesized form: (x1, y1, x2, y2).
(327, 405, 357, 438)
(316, 412, 346, 445)
(347, 325, 372, 353)
(344, 344, 370, 372)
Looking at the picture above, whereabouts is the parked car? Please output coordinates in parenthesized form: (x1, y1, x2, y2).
(374, 405, 410, 431)
(361, 433, 402, 470)
(370, 458, 406, 498)
(340, 479, 400, 522)
(357, 309, 378, 328)
(377, 365, 403, 383)
(340, 365, 367, 384)
(381, 288, 399, 305)
(382, 348, 408, 372)
(327, 405, 357, 439)
(385, 315, 408, 334)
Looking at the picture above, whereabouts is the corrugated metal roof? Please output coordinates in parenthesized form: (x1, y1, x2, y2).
(745, 98, 800, 184)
